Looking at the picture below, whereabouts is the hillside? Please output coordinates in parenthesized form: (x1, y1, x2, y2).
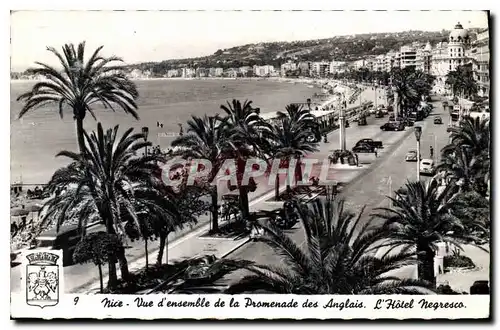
(129, 30, 455, 75)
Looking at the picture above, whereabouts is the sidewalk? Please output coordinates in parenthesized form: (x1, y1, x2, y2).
(77, 185, 288, 293)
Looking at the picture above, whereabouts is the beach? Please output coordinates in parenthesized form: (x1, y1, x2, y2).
(11, 78, 328, 185)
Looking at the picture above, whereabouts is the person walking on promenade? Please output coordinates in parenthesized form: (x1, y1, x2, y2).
(430, 146, 434, 159)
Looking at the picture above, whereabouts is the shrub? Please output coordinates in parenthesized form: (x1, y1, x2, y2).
(443, 252, 475, 269)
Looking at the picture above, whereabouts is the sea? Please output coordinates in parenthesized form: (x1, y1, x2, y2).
(10, 79, 322, 185)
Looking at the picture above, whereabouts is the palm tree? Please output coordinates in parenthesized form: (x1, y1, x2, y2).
(171, 114, 227, 232)
(220, 99, 264, 221)
(440, 116, 490, 197)
(446, 65, 478, 100)
(390, 67, 423, 117)
(265, 117, 318, 200)
(124, 185, 182, 270)
(225, 196, 431, 294)
(437, 146, 488, 197)
(443, 116, 490, 157)
(374, 179, 479, 287)
(40, 123, 170, 287)
(17, 42, 139, 153)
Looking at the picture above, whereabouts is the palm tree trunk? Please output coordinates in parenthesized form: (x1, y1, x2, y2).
(417, 243, 436, 287)
(157, 232, 166, 265)
(239, 187, 250, 221)
(117, 246, 131, 281)
(275, 174, 280, 201)
(107, 255, 118, 289)
(75, 117, 86, 154)
(211, 187, 219, 232)
(98, 264, 104, 293)
(105, 216, 119, 288)
(144, 239, 149, 270)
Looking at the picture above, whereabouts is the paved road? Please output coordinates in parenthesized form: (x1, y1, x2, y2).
(224, 98, 451, 284)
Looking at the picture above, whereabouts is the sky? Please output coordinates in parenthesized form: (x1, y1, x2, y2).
(10, 10, 489, 72)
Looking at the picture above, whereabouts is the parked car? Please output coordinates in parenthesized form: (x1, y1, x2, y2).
(352, 143, 376, 153)
(434, 116, 443, 124)
(405, 150, 421, 162)
(358, 116, 367, 126)
(380, 122, 404, 131)
(451, 110, 460, 122)
(419, 159, 436, 175)
(355, 138, 383, 149)
(375, 110, 384, 118)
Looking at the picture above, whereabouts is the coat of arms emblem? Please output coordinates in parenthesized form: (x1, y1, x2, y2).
(25, 251, 60, 308)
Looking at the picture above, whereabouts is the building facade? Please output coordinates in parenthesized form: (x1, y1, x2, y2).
(311, 62, 330, 77)
(470, 29, 490, 96)
(399, 46, 417, 69)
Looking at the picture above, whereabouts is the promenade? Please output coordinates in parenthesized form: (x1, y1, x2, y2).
(10, 84, 394, 294)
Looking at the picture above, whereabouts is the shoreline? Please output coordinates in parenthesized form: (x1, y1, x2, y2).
(10, 78, 355, 186)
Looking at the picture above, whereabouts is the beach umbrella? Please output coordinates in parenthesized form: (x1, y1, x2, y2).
(11, 208, 29, 217)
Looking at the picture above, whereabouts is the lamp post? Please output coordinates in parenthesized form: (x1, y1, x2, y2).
(142, 126, 149, 156)
(339, 93, 346, 151)
(414, 126, 422, 181)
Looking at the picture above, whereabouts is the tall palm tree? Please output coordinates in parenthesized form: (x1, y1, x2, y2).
(171, 114, 227, 232)
(265, 117, 318, 200)
(390, 67, 419, 117)
(220, 100, 263, 221)
(446, 65, 478, 100)
(17, 42, 139, 153)
(40, 123, 169, 287)
(374, 179, 479, 287)
(225, 196, 431, 294)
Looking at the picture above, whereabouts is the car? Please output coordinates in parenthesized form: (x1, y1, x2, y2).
(451, 110, 460, 122)
(434, 116, 443, 124)
(380, 122, 404, 131)
(355, 138, 383, 149)
(405, 119, 415, 127)
(184, 255, 223, 285)
(419, 159, 436, 175)
(352, 143, 375, 153)
(405, 150, 421, 162)
(375, 110, 384, 118)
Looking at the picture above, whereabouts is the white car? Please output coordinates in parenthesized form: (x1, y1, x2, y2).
(419, 159, 435, 176)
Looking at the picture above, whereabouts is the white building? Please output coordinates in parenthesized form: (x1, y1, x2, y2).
(399, 46, 417, 69)
(430, 22, 472, 94)
(329, 61, 347, 74)
(311, 62, 330, 77)
(167, 69, 180, 78)
(470, 29, 489, 97)
(253, 65, 275, 77)
(181, 67, 196, 78)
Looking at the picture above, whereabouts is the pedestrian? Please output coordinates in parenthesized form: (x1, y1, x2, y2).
(430, 146, 434, 158)
(374, 148, 378, 158)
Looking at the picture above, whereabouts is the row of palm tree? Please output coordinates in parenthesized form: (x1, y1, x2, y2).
(170, 101, 320, 232)
(336, 67, 435, 119)
(17, 42, 321, 288)
(210, 115, 490, 294)
(17, 42, 489, 294)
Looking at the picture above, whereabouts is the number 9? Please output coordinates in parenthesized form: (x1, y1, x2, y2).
(74, 297, 79, 305)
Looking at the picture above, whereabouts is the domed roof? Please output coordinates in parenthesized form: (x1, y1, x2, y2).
(449, 22, 469, 41)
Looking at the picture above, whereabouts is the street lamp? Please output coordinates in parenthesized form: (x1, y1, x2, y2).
(414, 126, 422, 181)
(142, 126, 149, 156)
